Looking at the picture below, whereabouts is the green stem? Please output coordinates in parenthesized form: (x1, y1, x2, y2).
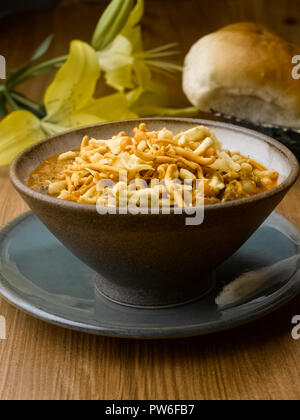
(0, 91, 8, 118)
(3, 87, 22, 111)
(11, 91, 45, 117)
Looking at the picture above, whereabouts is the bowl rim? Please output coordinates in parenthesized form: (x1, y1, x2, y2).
(10, 117, 300, 215)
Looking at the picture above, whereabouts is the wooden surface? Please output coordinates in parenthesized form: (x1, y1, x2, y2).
(0, 0, 300, 401)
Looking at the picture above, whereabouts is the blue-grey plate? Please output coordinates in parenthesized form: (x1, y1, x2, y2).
(0, 212, 299, 339)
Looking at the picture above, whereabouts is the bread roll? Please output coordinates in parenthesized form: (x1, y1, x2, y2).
(183, 23, 300, 129)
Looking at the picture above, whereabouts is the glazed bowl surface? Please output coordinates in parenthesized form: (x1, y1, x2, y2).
(10, 118, 299, 307)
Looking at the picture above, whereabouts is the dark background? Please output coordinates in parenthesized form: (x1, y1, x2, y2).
(0, 0, 60, 17)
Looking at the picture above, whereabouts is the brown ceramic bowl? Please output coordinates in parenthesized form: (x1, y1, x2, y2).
(10, 118, 299, 308)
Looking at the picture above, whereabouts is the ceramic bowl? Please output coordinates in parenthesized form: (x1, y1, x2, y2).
(10, 118, 299, 308)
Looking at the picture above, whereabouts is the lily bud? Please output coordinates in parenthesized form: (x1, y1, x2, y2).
(91, 0, 135, 51)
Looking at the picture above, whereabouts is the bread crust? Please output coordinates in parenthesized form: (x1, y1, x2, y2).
(183, 23, 300, 129)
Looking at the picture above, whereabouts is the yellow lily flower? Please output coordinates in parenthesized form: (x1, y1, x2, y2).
(0, 40, 136, 166)
(97, 0, 190, 114)
(98, 0, 155, 92)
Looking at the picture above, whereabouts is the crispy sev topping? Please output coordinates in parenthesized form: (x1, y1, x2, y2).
(28, 124, 279, 207)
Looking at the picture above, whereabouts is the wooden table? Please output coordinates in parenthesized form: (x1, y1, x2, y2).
(0, 0, 299, 401)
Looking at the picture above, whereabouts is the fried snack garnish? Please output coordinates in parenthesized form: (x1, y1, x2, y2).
(28, 123, 279, 207)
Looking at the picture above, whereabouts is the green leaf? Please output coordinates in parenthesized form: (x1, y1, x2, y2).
(8, 55, 68, 90)
(28, 34, 54, 64)
(8, 35, 54, 85)
(91, 0, 135, 51)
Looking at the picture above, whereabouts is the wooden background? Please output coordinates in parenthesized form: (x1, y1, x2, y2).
(0, 0, 299, 400)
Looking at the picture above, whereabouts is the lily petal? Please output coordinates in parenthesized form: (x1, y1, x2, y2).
(83, 93, 138, 121)
(122, 10, 144, 52)
(44, 40, 100, 123)
(97, 0, 146, 92)
(57, 114, 105, 130)
(131, 81, 198, 117)
(0, 111, 45, 166)
(105, 65, 134, 91)
(134, 60, 152, 88)
(125, 0, 144, 29)
(98, 35, 134, 91)
(98, 35, 134, 71)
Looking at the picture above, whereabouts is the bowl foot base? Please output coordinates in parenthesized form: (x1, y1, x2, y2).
(94, 272, 216, 309)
